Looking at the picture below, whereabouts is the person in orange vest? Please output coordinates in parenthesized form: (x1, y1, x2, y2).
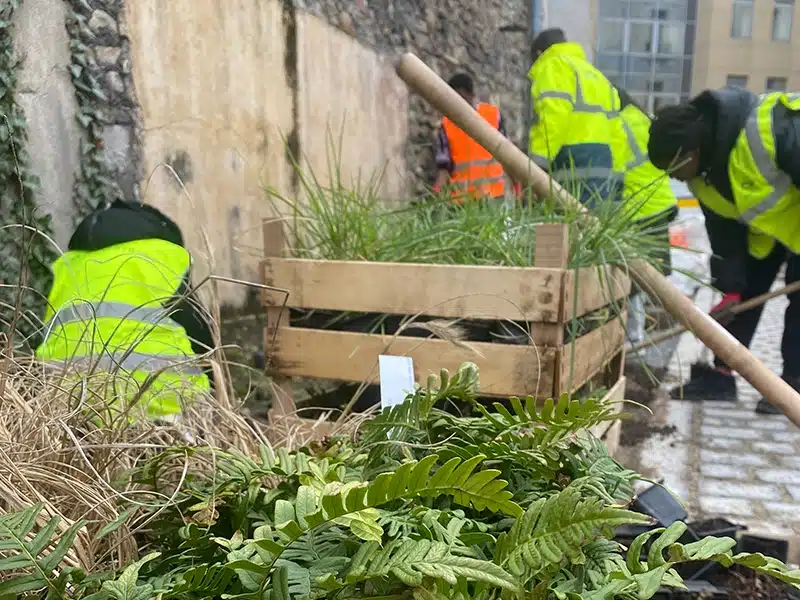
(434, 73, 512, 202)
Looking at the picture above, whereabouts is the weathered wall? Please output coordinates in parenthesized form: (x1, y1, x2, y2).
(299, 0, 532, 192)
(12, 0, 81, 249)
(296, 12, 408, 198)
(124, 0, 296, 306)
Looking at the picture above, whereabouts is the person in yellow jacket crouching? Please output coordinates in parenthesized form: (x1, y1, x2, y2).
(36, 200, 213, 424)
(648, 88, 800, 414)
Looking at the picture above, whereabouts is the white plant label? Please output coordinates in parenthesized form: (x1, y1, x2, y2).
(379, 355, 415, 409)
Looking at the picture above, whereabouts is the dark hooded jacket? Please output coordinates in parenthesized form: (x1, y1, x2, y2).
(689, 88, 800, 292)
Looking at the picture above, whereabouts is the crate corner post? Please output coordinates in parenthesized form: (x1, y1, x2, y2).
(262, 218, 296, 420)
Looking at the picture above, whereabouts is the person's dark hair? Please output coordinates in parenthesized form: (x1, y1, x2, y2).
(448, 73, 474, 95)
(648, 103, 711, 171)
(531, 28, 567, 57)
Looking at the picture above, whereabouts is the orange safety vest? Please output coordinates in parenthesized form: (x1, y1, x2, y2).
(442, 103, 506, 202)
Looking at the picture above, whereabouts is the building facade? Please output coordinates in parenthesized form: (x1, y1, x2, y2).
(691, 0, 800, 93)
(594, 0, 698, 113)
(589, 0, 799, 111)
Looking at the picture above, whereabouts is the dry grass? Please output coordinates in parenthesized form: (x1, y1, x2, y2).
(0, 348, 360, 574)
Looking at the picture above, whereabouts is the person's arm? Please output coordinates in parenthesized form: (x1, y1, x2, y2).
(774, 104, 800, 188)
(433, 125, 453, 192)
(528, 60, 574, 172)
(167, 277, 216, 385)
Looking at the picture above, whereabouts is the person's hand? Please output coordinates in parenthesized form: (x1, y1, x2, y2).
(711, 292, 741, 325)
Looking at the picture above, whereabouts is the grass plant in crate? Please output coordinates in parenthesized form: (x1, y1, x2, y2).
(1, 363, 798, 599)
(262, 151, 672, 417)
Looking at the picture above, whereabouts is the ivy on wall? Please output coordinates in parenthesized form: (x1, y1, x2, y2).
(66, 8, 123, 222)
(0, 0, 59, 349)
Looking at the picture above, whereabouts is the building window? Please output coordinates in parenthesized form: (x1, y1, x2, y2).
(773, 0, 794, 41)
(732, 0, 754, 38)
(766, 76, 788, 91)
(595, 0, 695, 117)
(726, 74, 749, 88)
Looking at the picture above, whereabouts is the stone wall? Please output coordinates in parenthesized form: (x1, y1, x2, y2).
(66, 0, 142, 204)
(297, 0, 532, 193)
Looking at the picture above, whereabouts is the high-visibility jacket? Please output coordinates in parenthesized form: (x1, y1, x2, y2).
(528, 42, 676, 220)
(691, 92, 800, 256)
(528, 42, 624, 206)
(442, 103, 505, 201)
(618, 104, 678, 220)
(36, 238, 210, 421)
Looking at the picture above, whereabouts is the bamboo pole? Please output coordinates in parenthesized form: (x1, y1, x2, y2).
(394, 52, 800, 424)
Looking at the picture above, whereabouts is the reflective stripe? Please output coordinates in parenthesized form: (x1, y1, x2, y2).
(530, 154, 550, 170)
(552, 166, 618, 181)
(739, 110, 792, 223)
(452, 158, 500, 173)
(453, 176, 504, 188)
(620, 118, 648, 170)
(46, 352, 205, 376)
(46, 301, 183, 330)
(535, 59, 621, 117)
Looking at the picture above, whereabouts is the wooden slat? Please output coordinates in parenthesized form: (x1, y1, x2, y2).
(565, 266, 631, 318)
(262, 258, 567, 322)
(534, 223, 569, 269)
(272, 327, 558, 398)
(559, 317, 626, 394)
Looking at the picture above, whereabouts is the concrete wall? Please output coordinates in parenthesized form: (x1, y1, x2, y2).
(542, 0, 599, 61)
(692, 0, 800, 93)
(124, 0, 296, 306)
(12, 0, 81, 250)
(296, 13, 408, 199)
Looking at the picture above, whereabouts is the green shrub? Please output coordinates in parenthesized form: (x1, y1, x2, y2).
(1, 363, 797, 599)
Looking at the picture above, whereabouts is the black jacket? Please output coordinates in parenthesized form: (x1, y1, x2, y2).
(691, 88, 800, 292)
(61, 200, 214, 363)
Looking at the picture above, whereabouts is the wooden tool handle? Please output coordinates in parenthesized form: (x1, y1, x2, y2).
(395, 52, 800, 424)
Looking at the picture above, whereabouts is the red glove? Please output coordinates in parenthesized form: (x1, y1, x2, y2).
(711, 293, 741, 314)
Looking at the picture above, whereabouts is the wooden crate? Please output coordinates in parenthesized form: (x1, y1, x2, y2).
(259, 218, 631, 419)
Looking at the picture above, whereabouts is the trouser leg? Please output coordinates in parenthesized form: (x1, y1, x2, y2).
(714, 246, 785, 371)
(781, 253, 800, 378)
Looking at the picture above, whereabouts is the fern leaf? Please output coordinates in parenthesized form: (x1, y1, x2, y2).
(340, 539, 520, 593)
(0, 505, 85, 598)
(496, 486, 650, 578)
(101, 552, 160, 600)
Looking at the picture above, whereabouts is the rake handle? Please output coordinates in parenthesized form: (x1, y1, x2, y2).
(395, 52, 800, 425)
(632, 279, 800, 351)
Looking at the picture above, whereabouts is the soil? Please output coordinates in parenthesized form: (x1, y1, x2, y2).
(619, 410, 678, 447)
(704, 567, 800, 600)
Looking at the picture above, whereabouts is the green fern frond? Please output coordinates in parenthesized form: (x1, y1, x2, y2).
(0, 504, 84, 598)
(476, 394, 622, 446)
(494, 485, 650, 579)
(341, 539, 519, 592)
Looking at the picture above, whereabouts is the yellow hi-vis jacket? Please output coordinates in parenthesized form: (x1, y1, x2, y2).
(36, 238, 210, 421)
(528, 42, 676, 220)
(691, 92, 800, 257)
(618, 104, 678, 220)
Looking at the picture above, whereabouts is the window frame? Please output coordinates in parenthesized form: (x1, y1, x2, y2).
(731, 0, 755, 39)
(766, 76, 789, 92)
(772, 0, 794, 41)
(726, 74, 749, 88)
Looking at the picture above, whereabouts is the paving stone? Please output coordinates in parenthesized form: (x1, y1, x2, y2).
(752, 441, 796, 455)
(701, 437, 743, 451)
(701, 417, 724, 426)
(756, 469, 800, 485)
(700, 480, 779, 500)
(771, 431, 800, 443)
(763, 502, 800, 518)
(698, 496, 753, 517)
(702, 407, 755, 419)
(780, 456, 800, 468)
(750, 418, 791, 431)
(700, 426, 761, 440)
(787, 487, 800, 502)
(700, 449, 769, 467)
(700, 464, 748, 480)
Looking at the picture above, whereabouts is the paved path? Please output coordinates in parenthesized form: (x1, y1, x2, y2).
(637, 209, 799, 540)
